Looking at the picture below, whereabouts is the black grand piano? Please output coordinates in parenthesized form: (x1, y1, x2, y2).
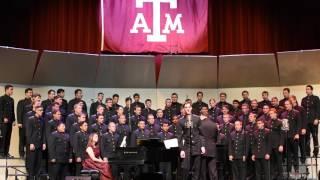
(108, 138, 227, 180)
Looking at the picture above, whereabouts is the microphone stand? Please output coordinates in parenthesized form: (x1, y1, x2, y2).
(186, 114, 193, 180)
(282, 118, 289, 179)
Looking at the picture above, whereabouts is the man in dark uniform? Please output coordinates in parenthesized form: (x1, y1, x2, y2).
(112, 94, 121, 110)
(171, 93, 182, 115)
(90, 114, 108, 136)
(238, 103, 250, 129)
(218, 114, 234, 138)
(130, 106, 146, 131)
(116, 114, 131, 147)
(240, 90, 251, 106)
(45, 110, 62, 141)
(266, 108, 284, 180)
(158, 120, 174, 141)
(142, 99, 156, 119)
(70, 113, 87, 147)
(0, 85, 15, 158)
(199, 106, 218, 180)
(279, 88, 290, 109)
(16, 88, 33, 158)
(217, 92, 233, 112)
(73, 121, 89, 176)
(68, 89, 87, 114)
(57, 89, 68, 114)
(42, 89, 55, 113)
(89, 92, 105, 116)
(245, 112, 257, 180)
(208, 98, 221, 122)
(229, 120, 248, 180)
(271, 97, 282, 116)
(301, 85, 320, 157)
(124, 97, 133, 120)
(258, 91, 272, 109)
(232, 100, 241, 117)
(25, 106, 46, 179)
(101, 122, 120, 178)
(131, 93, 145, 110)
(89, 105, 105, 125)
(169, 115, 182, 138)
(290, 95, 307, 163)
(66, 103, 83, 132)
(130, 119, 150, 147)
(280, 100, 300, 174)
(155, 109, 169, 127)
(48, 122, 72, 180)
(146, 114, 161, 138)
(250, 99, 262, 116)
(192, 91, 208, 115)
(258, 104, 271, 122)
(251, 119, 271, 180)
(179, 102, 205, 180)
(111, 106, 125, 124)
(164, 98, 174, 121)
(105, 98, 116, 124)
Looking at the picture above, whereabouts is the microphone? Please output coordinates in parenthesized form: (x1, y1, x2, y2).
(185, 114, 192, 129)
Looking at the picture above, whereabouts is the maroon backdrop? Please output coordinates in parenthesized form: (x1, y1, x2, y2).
(1, 0, 320, 55)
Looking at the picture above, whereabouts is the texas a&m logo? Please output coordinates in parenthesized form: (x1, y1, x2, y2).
(130, 0, 184, 42)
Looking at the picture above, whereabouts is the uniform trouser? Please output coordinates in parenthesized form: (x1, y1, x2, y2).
(181, 155, 201, 180)
(18, 127, 26, 157)
(286, 138, 299, 172)
(26, 147, 42, 179)
(200, 156, 217, 180)
(246, 151, 255, 180)
(0, 122, 12, 156)
(271, 148, 283, 180)
(306, 123, 319, 156)
(75, 162, 83, 176)
(49, 162, 70, 180)
(299, 134, 306, 162)
(254, 158, 270, 180)
(231, 159, 246, 180)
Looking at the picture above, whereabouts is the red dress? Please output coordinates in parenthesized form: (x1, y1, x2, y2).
(82, 145, 112, 180)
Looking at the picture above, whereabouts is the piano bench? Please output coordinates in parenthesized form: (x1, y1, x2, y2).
(80, 169, 100, 180)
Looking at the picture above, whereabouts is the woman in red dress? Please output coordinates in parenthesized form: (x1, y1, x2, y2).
(82, 133, 113, 180)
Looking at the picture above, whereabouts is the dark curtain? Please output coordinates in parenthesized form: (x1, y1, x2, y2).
(1, 0, 320, 55)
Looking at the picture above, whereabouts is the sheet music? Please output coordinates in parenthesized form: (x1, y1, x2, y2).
(164, 138, 179, 149)
(120, 136, 127, 147)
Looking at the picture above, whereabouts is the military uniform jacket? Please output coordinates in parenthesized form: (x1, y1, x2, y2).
(228, 130, 249, 159)
(73, 131, 89, 158)
(130, 115, 146, 131)
(301, 95, 320, 123)
(17, 98, 32, 124)
(252, 129, 271, 158)
(25, 116, 45, 148)
(169, 123, 182, 138)
(280, 110, 301, 138)
(100, 132, 120, 159)
(178, 115, 205, 155)
(146, 123, 161, 138)
(48, 131, 72, 163)
(45, 119, 61, 142)
(90, 122, 108, 136)
(66, 113, 78, 133)
(130, 129, 150, 147)
(265, 119, 284, 148)
(157, 131, 174, 141)
(192, 101, 208, 115)
(89, 101, 106, 116)
(0, 94, 15, 123)
(171, 102, 182, 115)
(116, 123, 131, 145)
(142, 108, 156, 119)
(199, 118, 218, 157)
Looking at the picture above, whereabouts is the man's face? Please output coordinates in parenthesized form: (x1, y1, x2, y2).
(97, 115, 104, 124)
(48, 91, 55, 99)
(117, 107, 124, 114)
(171, 95, 178, 103)
(306, 87, 313, 95)
(271, 98, 278, 106)
(157, 110, 164, 118)
(57, 124, 65, 133)
(269, 111, 277, 119)
(26, 90, 33, 98)
(285, 101, 292, 110)
(147, 115, 155, 124)
(76, 91, 83, 99)
(134, 96, 139, 102)
(98, 94, 104, 102)
(75, 105, 82, 114)
(52, 104, 60, 111)
(289, 96, 297, 105)
(138, 121, 145, 129)
(35, 108, 43, 117)
(251, 100, 258, 108)
(106, 100, 112, 108)
(135, 107, 142, 115)
(146, 101, 152, 108)
(80, 123, 88, 132)
(283, 90, 289, 98)
(220, 94, 226, 102)
(172, 116, 178, 124)
(125, 100, 132, 106)
(184, 103, 192, 115)
(197, 93, 203, 101)
(209, 100, 216, 107)
(257, 121, 264, 129)
(162, 124, 170, 132)
(233, 102, 239, 109)
(53, 111, 62, 120)
(78, 114, 86, 123)
(235, 121, 242, 131)
(109, 123, 116, 133)
(97, 107, 104, 114)
(165, 100, 172, 107)
(222, 106, 229, 114)
(249, 114, 256, 122)
(262, 93, 268, 100)
(223, 115, 230, 123)
(242, 92, 249, 99)
(113, 96, 119, 104)
(6, 87, 13, 96)
(58, 92, 65, 98)
(241, 105, 249, 114)
(34, 96, 41, 102)
(118, 115, 126, 124)
(55, 97, 62, 105)
(262, 106, 270, 114)
(200, 107, 208, 116)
